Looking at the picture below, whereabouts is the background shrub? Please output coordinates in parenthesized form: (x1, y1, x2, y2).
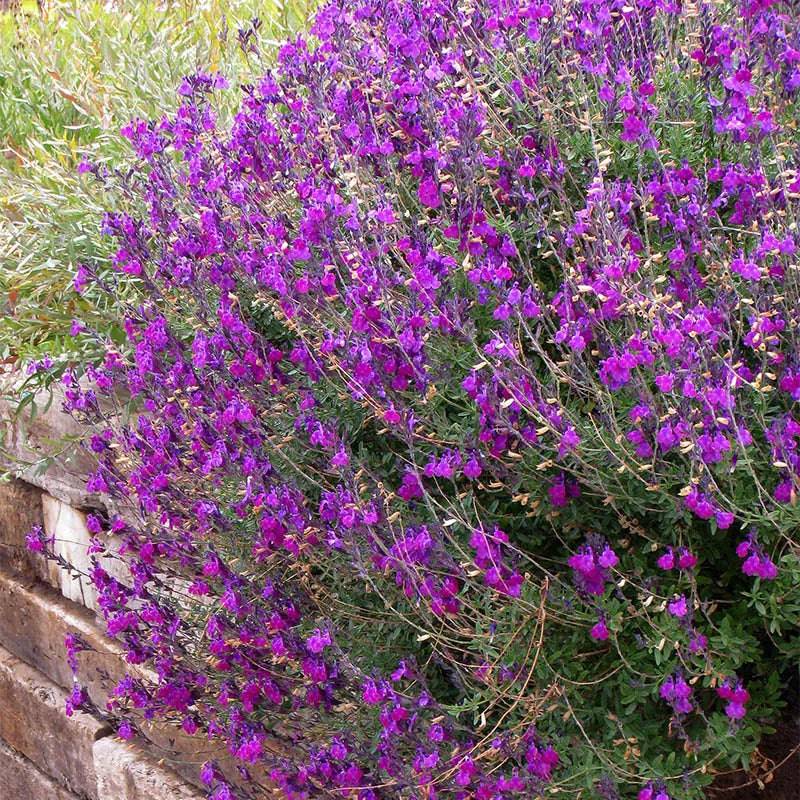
(0, 0, 312, 402)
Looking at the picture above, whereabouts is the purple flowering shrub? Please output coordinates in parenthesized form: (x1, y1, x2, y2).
(37, 0, 800, 797)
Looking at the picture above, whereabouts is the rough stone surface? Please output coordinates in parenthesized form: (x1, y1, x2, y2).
(0, 643, 109, 798)
(135, 716, 274, 794)
(0, 382, 103, 509)
(40, 493, 131, 612)
(0, 476, 52, 581)
(0, 567, 125, 705)
(0, 568, 245, 791)
(94, 737, 204, 800)
(0, 738, 79, 800)
(42, 494, 98, 607)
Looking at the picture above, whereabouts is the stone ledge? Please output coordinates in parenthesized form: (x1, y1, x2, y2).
(94, 737, 205, 800)
(0, 643, 109, 799)
(41, 493, 130, 612)
(0, 566, 124, 706)
(0, 476, 51, 581)
(0, 567, 261, 793)
(0, 738, 80, 800)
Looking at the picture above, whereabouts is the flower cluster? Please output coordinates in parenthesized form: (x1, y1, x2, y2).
(659, 673, 694, 716)
(736, 536, 779, 580)
(568, 541, 619, 596)
(717, 678, 751, 721)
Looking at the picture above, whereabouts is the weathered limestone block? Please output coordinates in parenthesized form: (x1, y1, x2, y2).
(0, 568, 125, 706)
(135, 713, 276, 794)
(0, 738, 80, 800)
(0, 568, 251, 793)
(41, 493, 130, 612)
(42, 493, 98, 608)
(0, 476, 52, 580)
(94, 737, 204, 800)
(0, 644, 109, 798)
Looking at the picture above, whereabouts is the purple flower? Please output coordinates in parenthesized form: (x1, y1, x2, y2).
(660, 674, 693, 715)
(73, 265, 90, 294)
(715, 510, 735, 530)
(362, 680, 385, 705)
(117, 720, 134, 740)
(64, 633, 86, 674)
(463, 454, 482, 480)
(731, 254, 761, 281)
(418, 177, 441, 209)
(667, 595, 689, 618)
(525, 740, 560, 780)
(211, 784, 234, 800)
(597, 546, 619, 569)
(200, 762, 216, 785)
(677, 548, 697, 570)
(65, 684, 89, 717)
(737, 537, 778, 580)
(306, 628, 332, 654)
(656, 549, 675, 570)
(590, 618, 609, 641)
(639, 784, 670, 800)
(558, 426, 580, 457)
(25, 526, 45, 552)
(688, 632, 708, 654)
(330, 446, 350, 468)
(717, 679, 750, 720)
(621, 114, 647, 142)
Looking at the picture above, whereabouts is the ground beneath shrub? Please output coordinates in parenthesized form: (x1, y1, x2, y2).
(707, 721, 800, 800)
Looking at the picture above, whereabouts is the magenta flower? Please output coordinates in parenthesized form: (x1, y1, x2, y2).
(656, 549, 675, 570)
(737, 538, 778, 580)
(306, 628, 332, 654)
(558, 426, 581, 457)
(362, 680, 385, 705)
(715, 510, 735, 529)
(717, 679, 750, 720)
(200, 762, 216, 785)
(418, 176, 442, 209)
(463, 454, 482, 480)
(677, 549, 698, 570)
(25, 526, 45, 553)
(667, 595, 689, 618)
(639, 784, 670, 800)
(330, 446, 350, 468)
(688, 632, 708, 654)
(548, 473, 580, 507)
(597, 546, 618, 569)
(660, 674, 693, 715)
(731, 254, 761, 281)
(525, 740, 560, 780)
(590, 618, 609, 641)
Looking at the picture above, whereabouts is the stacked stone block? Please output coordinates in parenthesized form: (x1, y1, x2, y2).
(0, 385, 206, 800)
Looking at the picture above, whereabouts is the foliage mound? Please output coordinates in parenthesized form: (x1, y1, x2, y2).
(32, 0, 800, 798)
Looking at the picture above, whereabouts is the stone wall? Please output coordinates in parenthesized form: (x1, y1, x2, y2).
(0, 387, 207, 799)
(0, 476, 208, 799)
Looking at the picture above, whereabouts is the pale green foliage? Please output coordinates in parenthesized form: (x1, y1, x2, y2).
(0, 0, 312, 385)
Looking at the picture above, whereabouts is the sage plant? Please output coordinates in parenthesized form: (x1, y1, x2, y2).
(35, 0, 800, 797)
